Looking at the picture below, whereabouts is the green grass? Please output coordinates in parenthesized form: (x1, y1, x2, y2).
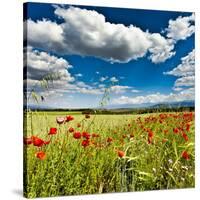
(23, 111, 195, 198)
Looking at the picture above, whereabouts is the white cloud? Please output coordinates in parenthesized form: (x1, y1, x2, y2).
(174, 75, 195, 87)
(25, 48, 144, 105)
(24, 47, 106, 97)
(164, 49, 195, 90)
(166, 13, 195, 41)
(24, 46, 74, 91)
(100, 76, 108, 82)
(24, 47, 105, 102)
(24, 48, 137, 97)
(110, 77, 118, 82)
(26, 19, 64, 51)
(147, 33, 175, 63)
(98, 84, 105, 88)
(92, 82, 98, 86)
(113, 88, 194, 105)
(56, 81, 105, 95)
(131, 89, 140, 93)
(75, 73, 83, 77)
(110, 85, 131, 94)
(164, 49, 195, 77)
(26, 6, 184, 64)
(111, 52, 195, 105)
(54, 6, 152, 63)
(172, 87, 183, 92)
(69, 83, 137, 95)
(77, 87, 103, 95)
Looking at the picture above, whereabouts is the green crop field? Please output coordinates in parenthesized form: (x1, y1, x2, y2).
(23, 111, 195, 198)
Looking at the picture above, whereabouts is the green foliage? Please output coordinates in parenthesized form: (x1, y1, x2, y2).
(31, 91, 39, 103)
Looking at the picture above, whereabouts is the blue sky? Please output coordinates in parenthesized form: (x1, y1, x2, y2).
(24, 3, 195, 108)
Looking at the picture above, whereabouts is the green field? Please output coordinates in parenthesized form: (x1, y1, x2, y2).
(24, 111, 195, 198)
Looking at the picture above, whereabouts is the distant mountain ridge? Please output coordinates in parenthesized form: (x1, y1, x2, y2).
(149, 101, 194, 109)
(25, 100, 194, 111)
(104, 101, 194, 110)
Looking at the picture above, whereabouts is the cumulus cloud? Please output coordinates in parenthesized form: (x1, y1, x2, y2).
(24, 46, 74, 91)
(25, 19, 64, 51)
(164, 49, 195, 90)
(172, 87, 183, 92)
(75, 73, 83, 77)
(114, 49, 195, 105)
(166, 13, 195, 41)
(25, 47, 137, 99)
(76, 87, 103, 95)
(174, 75, 195, 87)
(131, 89, 140, 93)
(113, 88, 194, 105)
(26, 6, 190, 64)
(109, 85, 140, 94)
(147, 33, 175, 63)
(74, 83, 138, 95)
(24, 47, 102, 100)
(98, 84, 105, 88)
(40, 82, 136, 96)
(110, 77, 118, 82)
(100, 76, 108, 82)
(110, 85, 131, 94)
(164, 49, 195, 77)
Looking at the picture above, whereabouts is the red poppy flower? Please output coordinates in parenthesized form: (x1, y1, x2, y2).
(48, 127, 57, 135)
(173, 128, 179, 134)
(183, 112, 193, 119)
(182, 132, 189, 142)
(186, 123, 190, 132)
(56, 117, 65, 125)
(68, 127, 74, 133)
(44, 140, 50, 145)
(82, 132, 90, 139)
(73, 132, 82, 139)
(117, 150, 125, 158)
(23, 137, 32, 145)
(65, 115, 74, 122)
(148, 130, 154, 138)
(35, 151, 46, 160)
(85, 114, 90, 119)
(32, 136, 44, 147)
(107, 137, 113, 143)
(182, 151, 190, 160)
(81, 139, 90, 147)
(148, 136, 153, 144)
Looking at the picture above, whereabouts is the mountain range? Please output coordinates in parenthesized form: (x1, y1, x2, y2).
(24, 101, 194, 111)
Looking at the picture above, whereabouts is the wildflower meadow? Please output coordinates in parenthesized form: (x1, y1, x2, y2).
(24, 111, 195, 198)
